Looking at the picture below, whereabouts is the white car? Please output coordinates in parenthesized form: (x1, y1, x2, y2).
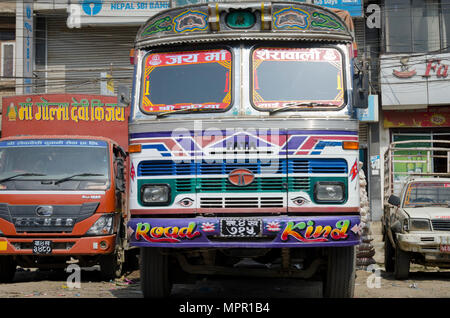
(383, 177, 450, 279)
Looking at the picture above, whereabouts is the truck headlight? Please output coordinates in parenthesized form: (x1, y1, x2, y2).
(86, 215, 114, 235)
(409, 218, 431, 231)
(141, 184, 170, 205)
(314, 182, 345, 203)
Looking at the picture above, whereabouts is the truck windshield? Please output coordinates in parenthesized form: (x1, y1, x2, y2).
(404, 182, 450, 207)
(140, 49, 232, 114)
(0, 139, 109, 191)
(251, 47, 344, 111)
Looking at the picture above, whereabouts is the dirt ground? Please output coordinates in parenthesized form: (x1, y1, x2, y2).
(0, 223, 449, 299)
(0, 263, 448, 299)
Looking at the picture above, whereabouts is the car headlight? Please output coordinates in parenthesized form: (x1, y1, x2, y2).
(409, 218, 431, 231)
(141, 184, 171, 205)
(314, 182, 345, 203)
(86, 215, 114, 235)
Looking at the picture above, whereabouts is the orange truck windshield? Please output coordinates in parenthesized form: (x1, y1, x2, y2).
(252, 47, 344, 110)
(0, 139, 110, 191)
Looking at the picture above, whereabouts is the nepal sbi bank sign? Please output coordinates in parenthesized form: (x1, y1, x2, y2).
(67, 0, 170, 27)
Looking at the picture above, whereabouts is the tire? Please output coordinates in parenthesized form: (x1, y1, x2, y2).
(140, 247, 172, 298)
(384, 233, 395, 272)
(394, 245, 410, 280)
(99, 251, 124, 281)
(323, 246, 356, 298)
(0, 256, 16, 283)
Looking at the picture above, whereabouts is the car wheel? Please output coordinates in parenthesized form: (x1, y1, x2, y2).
(384, 233, 395, 272)
(394, 244, 410, 280)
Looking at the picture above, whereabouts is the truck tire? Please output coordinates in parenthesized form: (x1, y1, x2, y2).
(100, 252, 124, 280)
(0, 256, 16, 283)
(140, 247, 171, 298)
(394, 245, 410, 280)
(323, 246, 356, 298)
(384, 233, 395, 272)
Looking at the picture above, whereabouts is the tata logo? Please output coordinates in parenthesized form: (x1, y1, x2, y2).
(35, 206, 53, 217)
(228, 169, 255, 187)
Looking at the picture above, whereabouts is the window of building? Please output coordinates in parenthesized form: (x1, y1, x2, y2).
(391, 130, 450, 173)
(1, 42, 14, 79)
(384, 0, 450, 53)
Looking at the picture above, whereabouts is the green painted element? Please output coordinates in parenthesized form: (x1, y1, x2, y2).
(138, 176, 348, 206)
(141, 16, 173, 36)
(311, 12, 345, 31)
(226, 11, 256, 29)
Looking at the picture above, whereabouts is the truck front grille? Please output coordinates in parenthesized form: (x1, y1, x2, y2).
(138, 158, 347, 176)
(0, 203, 99, 233)
(432, 220, 450, 231)
(200, 197, 284, 209)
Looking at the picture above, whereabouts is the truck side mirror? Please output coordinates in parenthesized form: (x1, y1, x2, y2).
(117, 85, 130, 107)
(388, 195, 401, 207)
(353, 65, 368, 109)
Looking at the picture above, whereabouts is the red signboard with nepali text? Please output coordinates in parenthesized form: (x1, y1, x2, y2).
(383, 107, 450, 128)
(1, 94, 129, 150)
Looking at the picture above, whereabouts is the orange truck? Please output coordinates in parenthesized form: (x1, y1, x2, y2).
(0, 94, 132, 281)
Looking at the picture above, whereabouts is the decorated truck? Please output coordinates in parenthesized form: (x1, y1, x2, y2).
(383, 140, 450, 279)
(126, 1, 367, 297)
(0, 94, 131, 281)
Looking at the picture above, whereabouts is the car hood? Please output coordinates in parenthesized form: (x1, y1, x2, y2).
(403, 207, 450, 220)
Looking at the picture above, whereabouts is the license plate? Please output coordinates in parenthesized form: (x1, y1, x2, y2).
(440, 245, 450, 253)
(220, 219, 262, 237)
(32, 240, 52, 254)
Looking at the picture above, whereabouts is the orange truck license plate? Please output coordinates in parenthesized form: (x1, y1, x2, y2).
(32, 240, 52, 254)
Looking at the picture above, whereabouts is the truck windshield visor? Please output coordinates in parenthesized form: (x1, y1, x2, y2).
(0, 139, 110, 191)
(404, 182, 450, 207)
(140, 49, 232, 114)
(251, 47, 345, 110)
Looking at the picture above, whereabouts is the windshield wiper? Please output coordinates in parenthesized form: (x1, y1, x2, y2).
(0, 173, 47, 183)
(156, 107, 205, 118)
(269, 102, 337, 114)
(54, 173, 104, 185)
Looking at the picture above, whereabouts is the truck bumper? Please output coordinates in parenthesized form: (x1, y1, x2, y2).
(0, 235, 116, 255)
(127, 215, 361, 248)
(396, 232, 450, 261)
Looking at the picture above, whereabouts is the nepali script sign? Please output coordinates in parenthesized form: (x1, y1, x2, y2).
(1, 94, 130, 150)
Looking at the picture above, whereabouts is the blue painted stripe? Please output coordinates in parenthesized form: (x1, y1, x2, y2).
(137, 158, 348, 176)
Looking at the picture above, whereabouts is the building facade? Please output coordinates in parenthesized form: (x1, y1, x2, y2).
(0, 1, 16, 125)
(375, 0, 450, 219)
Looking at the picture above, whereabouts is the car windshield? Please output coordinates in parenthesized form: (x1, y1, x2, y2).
(404, 182, 450, 207)
(251, 47, 344, 110)
(140, 49, 232, 114)
(0, 139, 109, 191)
